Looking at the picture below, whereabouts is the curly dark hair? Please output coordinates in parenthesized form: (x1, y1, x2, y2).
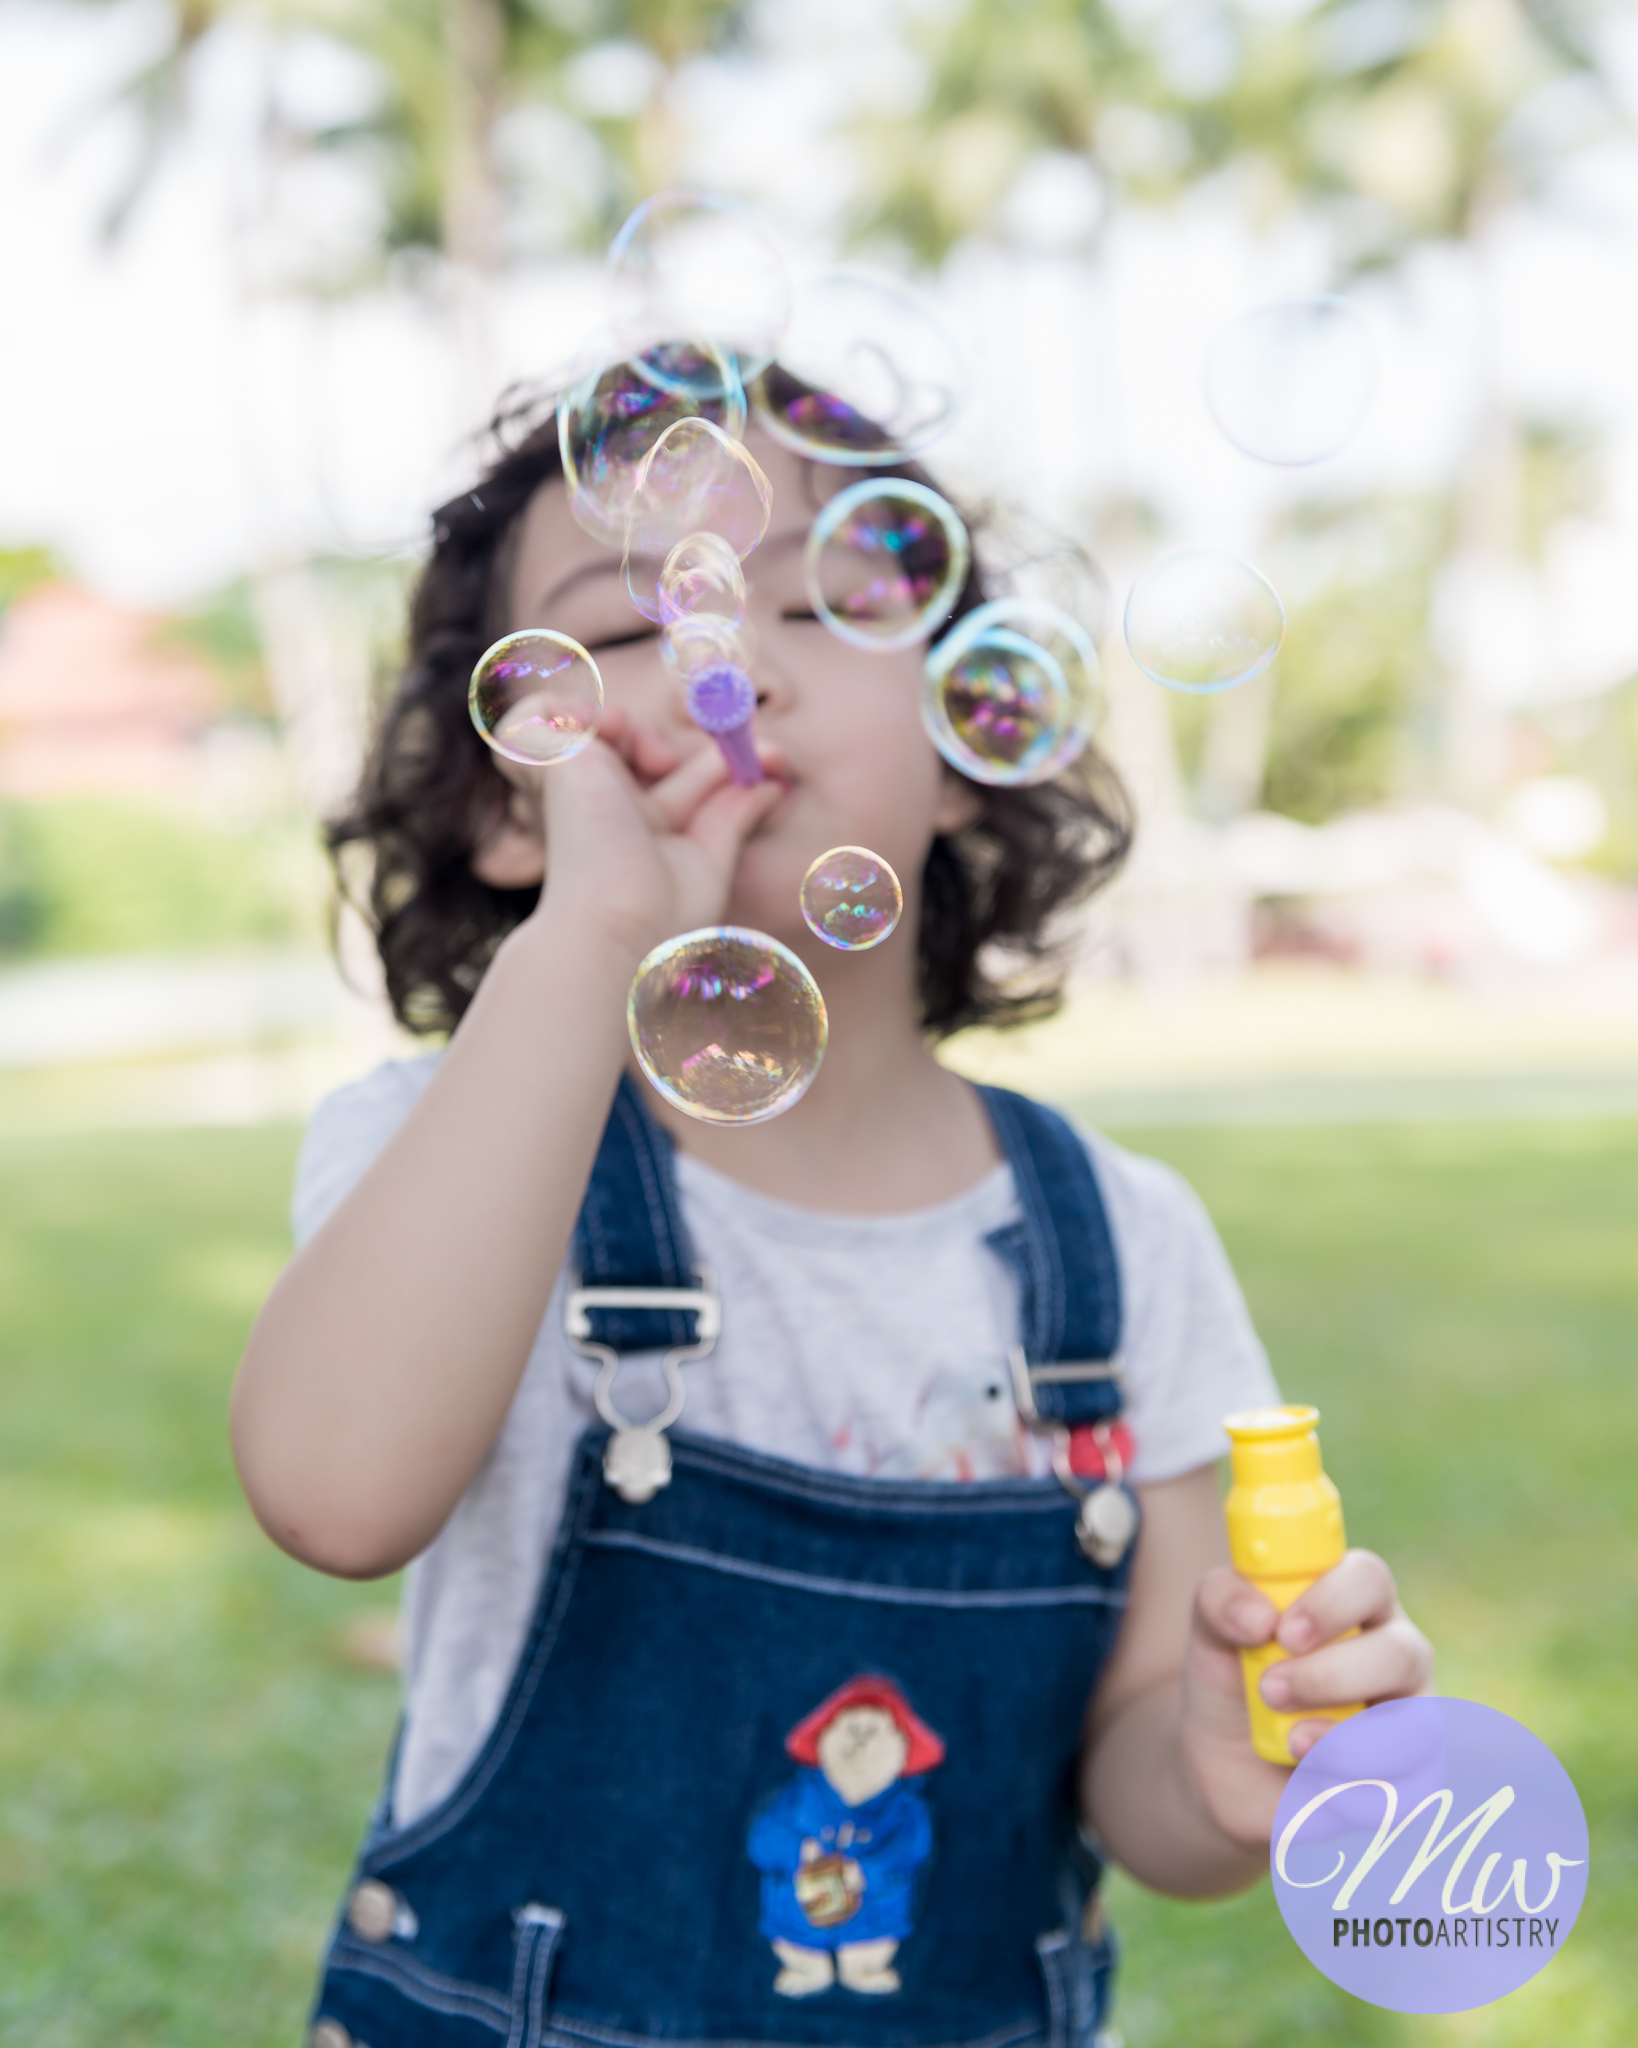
(327, 394, 1133, 1039)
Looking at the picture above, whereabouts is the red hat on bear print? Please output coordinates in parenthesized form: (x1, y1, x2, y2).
(784, 1676, 947, 1774)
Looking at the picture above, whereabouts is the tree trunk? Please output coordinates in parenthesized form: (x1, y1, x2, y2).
(442, 0, 506, 421)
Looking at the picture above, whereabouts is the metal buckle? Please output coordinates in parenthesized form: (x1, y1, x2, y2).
(565, 1282, 721, 1347)
(1006, 1344, 1120, 1427)
(565, 1272, 721, 1501)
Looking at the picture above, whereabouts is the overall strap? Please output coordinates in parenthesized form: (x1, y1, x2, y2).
(570, 1074, 709, 1353)
(978, 1085, 1124, 1428)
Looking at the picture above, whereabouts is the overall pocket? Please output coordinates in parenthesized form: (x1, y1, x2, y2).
(310, 1900, 564, 2048)
(1036, 1912, 1120, 2048)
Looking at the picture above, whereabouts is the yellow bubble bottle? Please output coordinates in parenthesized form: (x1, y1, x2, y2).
(1223, 1404, 1362, 1766)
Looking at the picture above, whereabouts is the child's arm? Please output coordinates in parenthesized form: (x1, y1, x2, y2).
(1081, 1465, 1434, 1898)
(230, 714, 781, 1581)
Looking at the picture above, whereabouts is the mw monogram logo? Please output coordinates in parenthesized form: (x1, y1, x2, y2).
(1275, 1779, 1585, 1915)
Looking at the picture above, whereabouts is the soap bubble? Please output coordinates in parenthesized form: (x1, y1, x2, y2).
(661, 613, 756, 680)
(1204, 296, 1374, 466)
(469, 631, 603, 766)
(607, 190, 791, 381)
(623, 417, 772, 620)
(658, 531, 747, 627)
(922, 600, 1100, 786)
(559, 342, 745, 550)
(1124, 552, 1285, 694)
(800, 847, 903, 951)
(753, 270, 966, 465)
(805, 480, 970, 651)
(628, 927, 827, 1125)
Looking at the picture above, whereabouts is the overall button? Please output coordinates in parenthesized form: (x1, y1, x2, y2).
(311, 2023, 366, 2048)
(346, 1878, 399, 1943)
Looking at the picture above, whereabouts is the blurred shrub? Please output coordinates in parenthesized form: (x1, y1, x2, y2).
(1262, 498, 1446, 822)
(0, 799, 324, 962)
(157, 581, 276, 721)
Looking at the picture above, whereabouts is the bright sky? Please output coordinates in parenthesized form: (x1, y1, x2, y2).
(4, 0, 1638, 709)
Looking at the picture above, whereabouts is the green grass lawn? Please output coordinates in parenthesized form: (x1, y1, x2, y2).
(0, 1117, 1632, 2046)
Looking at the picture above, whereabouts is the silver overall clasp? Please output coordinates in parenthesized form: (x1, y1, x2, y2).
(565, 1275, 721, 1504)
(1006, 1344, 1136, 1568)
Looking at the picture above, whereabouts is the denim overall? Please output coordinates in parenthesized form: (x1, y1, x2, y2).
(309, 1079, 1136, 2048)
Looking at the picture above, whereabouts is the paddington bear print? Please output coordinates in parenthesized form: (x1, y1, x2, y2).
(747, 1675, 945, 1998)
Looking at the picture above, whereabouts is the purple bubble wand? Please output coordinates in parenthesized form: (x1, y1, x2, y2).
(685, 662, 763, 786)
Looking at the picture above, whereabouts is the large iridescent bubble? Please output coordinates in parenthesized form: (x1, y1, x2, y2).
(800, 847, 903, 951)
(469, 631, 603, 766)
(922, 599, 1100, 786)
(753, 270, 966, 466)
(559, 342, 746, 550)
(607, 190, 791, 381)
(1123, 552, 1285, 694)
(628, 927, 827, 1124)
(805, 480, 970, 651)
(1204, 295, 1374, 467)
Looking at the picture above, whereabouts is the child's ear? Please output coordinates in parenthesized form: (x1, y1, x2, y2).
(933, 769, 984, 836)
(471, 787, 546, 888)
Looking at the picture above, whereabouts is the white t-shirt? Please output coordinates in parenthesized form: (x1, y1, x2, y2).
(292, 1054, 1279, 1827)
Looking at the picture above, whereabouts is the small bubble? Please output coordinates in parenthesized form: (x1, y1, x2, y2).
(469, 631, 603, 766)
(1204, 295, 1374, 467)
(752, 270, 966, 466)
(607, 190, 791, 381)
(922, 599, 1100, 786)
(658, 531, 747, 628)
(661, 613, 756, 680)
(623, 418, 772, 620)
(806, 480, 970, 651)
(628, 927, 828, 1125)
(800, 847, 903, 951)
(558, 342, 745, 551)
(1123, 552, 1285, 694)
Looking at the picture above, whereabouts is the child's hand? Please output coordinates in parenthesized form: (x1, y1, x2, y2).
(1179, 1551, 1435, 1847)
(496, 708, 786, 957)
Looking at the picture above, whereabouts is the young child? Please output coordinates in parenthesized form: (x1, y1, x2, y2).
(232, 404, 1433, 2048)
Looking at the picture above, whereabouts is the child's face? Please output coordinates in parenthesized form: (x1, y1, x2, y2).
(500, 429, 979, 942)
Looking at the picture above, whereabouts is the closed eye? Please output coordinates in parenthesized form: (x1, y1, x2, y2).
(585, 626, 659, 652)
(781, 609, 823, 624)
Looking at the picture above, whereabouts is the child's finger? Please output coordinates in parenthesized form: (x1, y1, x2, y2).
(1274, 1549, 1398, 1654)
(1193, 1566, 1278, 1650)
(627, 720, 682, 784)
(687, 776, 784, 866)
(644, 740, 733, 831)
(1259, 1612, 1433, 1713)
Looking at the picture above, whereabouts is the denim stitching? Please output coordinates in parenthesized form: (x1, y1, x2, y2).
(988, 1091, 1066, 1375)
(1070, 1136, 1122, 1365)
(1035, 1930, 1070, 2048)
(505, 1922, 537, 2048)
(610, 1084, 694, 1345)
(542, 2013, 1045, 2048)
(362, 1453, 602, 1863)
(667, 1435, 1082, 1516)
(583, 1530, 1126, 1608)
(327, 1941, 511, 2028)
(611, 1085, 687, 1286)
(522, 1915, 563, 2048)
(978, 1089, 1056, 1376)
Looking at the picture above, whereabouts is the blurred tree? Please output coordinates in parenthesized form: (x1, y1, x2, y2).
(78, 0, 750, 278)
(59, 0, 752, 818)
(862, 0, 1629, 823)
